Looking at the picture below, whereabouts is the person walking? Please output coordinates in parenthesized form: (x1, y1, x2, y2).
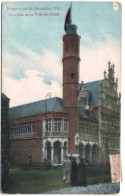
(70, 157, 78, 186)
(76, 158, 87, 186)
(62, 155, 72, 183)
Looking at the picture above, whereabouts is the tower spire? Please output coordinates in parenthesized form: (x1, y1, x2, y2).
(64, 3, 77, 35)
(63, 6, 80, 154)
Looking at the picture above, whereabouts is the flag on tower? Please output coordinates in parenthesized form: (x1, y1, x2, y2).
(64, 5, 72, 32)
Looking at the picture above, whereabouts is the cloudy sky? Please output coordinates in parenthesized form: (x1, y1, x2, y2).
(2, 1, 121, 107)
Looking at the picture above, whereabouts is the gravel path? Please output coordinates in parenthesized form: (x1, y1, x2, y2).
(44, 182, 120, 194)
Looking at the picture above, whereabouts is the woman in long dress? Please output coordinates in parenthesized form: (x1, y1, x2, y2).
(76, 158, 87, 186)
(70, 157, 78, 186)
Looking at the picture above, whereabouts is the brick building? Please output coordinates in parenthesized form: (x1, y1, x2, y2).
(8, 12, 120, 165)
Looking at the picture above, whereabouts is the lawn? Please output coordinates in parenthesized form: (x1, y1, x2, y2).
(5, 164, 111, 194)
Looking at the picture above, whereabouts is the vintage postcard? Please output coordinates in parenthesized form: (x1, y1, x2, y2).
(1, 1, 121, 194)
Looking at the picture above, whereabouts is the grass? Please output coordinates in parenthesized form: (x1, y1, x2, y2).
(5, 164, 111, 194)
(86, 164, 111, 184)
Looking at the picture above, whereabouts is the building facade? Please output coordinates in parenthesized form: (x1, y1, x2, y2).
(78, 64, 121, 163)
(8, 14, 120, 165)
(9, 98, 69, 164)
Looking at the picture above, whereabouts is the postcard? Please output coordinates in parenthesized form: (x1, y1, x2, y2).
(1, 1, 121, 194)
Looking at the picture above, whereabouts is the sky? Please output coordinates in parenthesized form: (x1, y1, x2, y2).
(2, 1, 121, 107)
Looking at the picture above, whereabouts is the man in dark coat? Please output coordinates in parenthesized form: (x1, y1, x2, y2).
(70, 157, 78, 186)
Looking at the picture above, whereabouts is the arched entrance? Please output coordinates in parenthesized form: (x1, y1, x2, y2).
(54, 141, 61, 164)
(85, 144, 91, 163)
(64, 141, 68, 158)
(46, 141, 51, 161)
(92, 144, 98, 163)
(79, 143, 84, 158)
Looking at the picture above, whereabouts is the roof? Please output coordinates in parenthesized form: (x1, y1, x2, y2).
(1, 93, 10, 101)
(9, 97, 67, 119)
(79, 80, 104, 106)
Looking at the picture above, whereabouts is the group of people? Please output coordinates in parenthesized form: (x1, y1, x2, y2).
(62, 155, 87, 186)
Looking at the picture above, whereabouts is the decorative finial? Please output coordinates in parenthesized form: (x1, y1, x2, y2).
(108, 61, 111, 69)
(112, 64, 115, 69)
(104, 71, 106, 79)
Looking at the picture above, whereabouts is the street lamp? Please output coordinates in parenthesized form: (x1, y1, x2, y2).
(43, 93, 52, 161)
(43, 93, 52, 140)
(45, 93, 52, 137)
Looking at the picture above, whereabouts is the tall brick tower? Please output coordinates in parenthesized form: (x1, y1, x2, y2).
(62, 7, 80, 154)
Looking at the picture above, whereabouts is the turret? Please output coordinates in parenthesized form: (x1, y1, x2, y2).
(62, 6, 80, 154)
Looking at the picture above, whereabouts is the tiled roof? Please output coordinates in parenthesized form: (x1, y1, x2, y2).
(9, 97, 67, 119)
(9, 80, 103, 119)
(79, 80, 104, 106)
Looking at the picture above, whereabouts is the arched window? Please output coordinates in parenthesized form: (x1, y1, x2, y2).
(92, 144, 98, 163)
(79, 143, 84, 158)
(46, 141, 51, 161)
(54, 141, 61, 164)
(85, 144, 91, 163)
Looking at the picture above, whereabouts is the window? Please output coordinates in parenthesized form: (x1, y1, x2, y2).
(46, 119, 51, 131)
(85, 97, 87, 104)
(64, 119, 68, 132)
(54, 119, 61, 131)
(79, 107, 83, 115)
(10, 121, 34, 137)
(19, 123, 22, 134)
(71, 73, 74, 78)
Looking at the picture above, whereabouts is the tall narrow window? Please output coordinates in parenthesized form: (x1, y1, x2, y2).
(64, 119, 68, 132)
(54, 119, 61, 131)
(71, 73, 74, 78)
(46, 119, 51, 131)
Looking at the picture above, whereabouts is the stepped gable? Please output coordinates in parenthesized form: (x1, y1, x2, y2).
(79, 80, 104, 106)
